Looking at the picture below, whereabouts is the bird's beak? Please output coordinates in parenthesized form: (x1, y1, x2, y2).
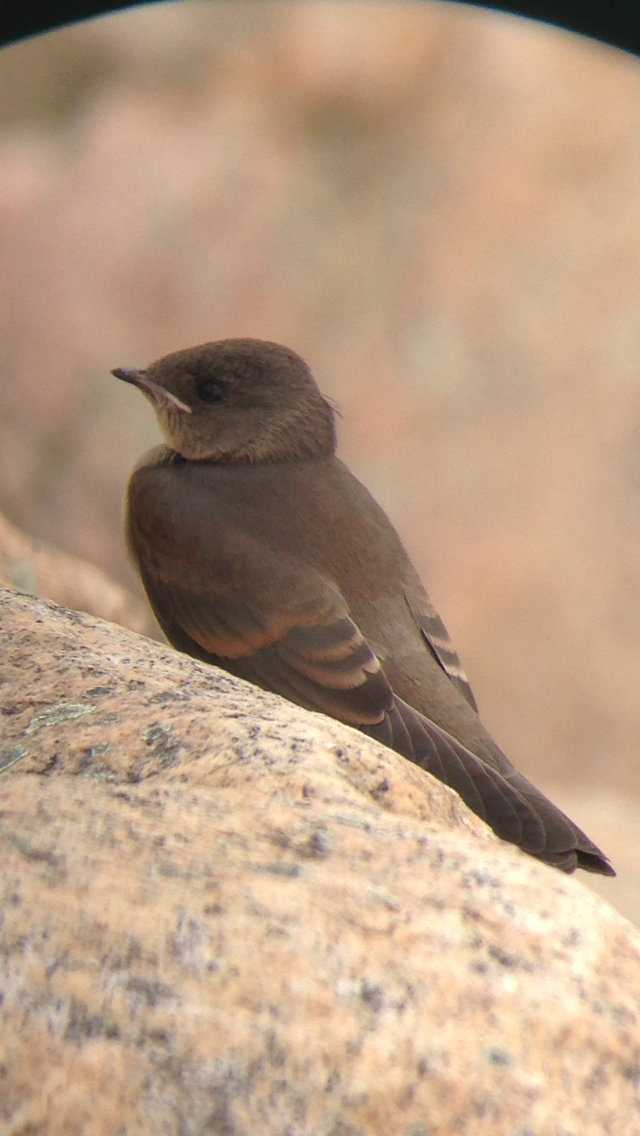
(111, 368, 192, 414)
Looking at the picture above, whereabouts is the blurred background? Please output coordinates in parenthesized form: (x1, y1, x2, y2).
(0, 0, 639, 919)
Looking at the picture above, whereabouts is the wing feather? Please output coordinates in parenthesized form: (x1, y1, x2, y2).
(403, 577, 478, 711)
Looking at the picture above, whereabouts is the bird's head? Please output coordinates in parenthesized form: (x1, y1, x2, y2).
(112, 338, 337, 462)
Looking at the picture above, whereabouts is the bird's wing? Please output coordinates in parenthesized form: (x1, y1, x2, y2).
(127, 473, 612, 875)
(402, 573, 478, 711)
(128, 477, 392, 726)
(138, 559, 393, 726)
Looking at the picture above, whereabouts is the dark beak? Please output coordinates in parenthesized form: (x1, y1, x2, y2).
(111, 367, 192, 414)
(112, 367, 147, 388)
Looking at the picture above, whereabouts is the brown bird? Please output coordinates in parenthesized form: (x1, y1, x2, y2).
(114, 338, 614, 876)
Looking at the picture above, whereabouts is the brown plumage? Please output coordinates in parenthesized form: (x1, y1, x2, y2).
(113, 338, 614, 876)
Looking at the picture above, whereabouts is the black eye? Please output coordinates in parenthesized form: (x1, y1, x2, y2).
(197, 380, 226, 405)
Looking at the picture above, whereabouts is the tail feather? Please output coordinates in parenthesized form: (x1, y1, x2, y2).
(364, 696, 614, 877)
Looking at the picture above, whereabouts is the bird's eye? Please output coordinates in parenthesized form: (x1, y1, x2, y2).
(197, 380, 226, 405)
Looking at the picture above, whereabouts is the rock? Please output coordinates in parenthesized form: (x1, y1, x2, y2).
(0, 510, 153, 636)
(1, 583, 640, 1135)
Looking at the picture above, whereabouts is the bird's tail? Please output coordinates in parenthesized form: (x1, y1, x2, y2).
(363, 697, 615, 877)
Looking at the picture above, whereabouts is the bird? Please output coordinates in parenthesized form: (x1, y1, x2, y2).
(113, 338, 614, 876)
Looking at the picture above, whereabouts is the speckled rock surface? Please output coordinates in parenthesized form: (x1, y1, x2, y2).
(1, 583, 640, 1136)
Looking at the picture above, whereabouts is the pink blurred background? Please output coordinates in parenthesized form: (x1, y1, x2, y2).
(1, 1, 639, 915)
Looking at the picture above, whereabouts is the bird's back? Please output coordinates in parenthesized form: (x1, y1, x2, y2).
(129, 448, 503, 766)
